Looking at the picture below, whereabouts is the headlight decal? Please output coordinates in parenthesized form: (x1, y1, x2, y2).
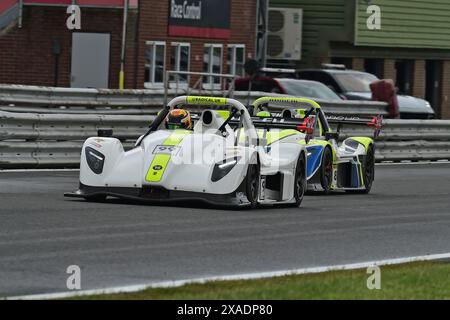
(211, 157, 241, 182)
(85, 147, 105, 174)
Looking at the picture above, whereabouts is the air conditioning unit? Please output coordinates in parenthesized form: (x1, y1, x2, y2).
(267, 7, 303, 60)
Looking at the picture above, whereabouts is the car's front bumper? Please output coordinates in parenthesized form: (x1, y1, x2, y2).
(64, 183, 250, 208)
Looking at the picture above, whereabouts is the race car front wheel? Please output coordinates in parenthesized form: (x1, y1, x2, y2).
(362, 145, 375, 193)
(347, 144, 375, 194)
(293, 154, 306, 207)
(245, 163, 259, 208)
(320, 147, 333, 194)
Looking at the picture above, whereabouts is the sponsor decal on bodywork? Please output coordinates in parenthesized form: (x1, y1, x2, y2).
(145, 130, 191, 182)
(187, 96, 227, 105)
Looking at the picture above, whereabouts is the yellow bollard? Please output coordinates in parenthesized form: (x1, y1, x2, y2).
(119, 70, 125, 90)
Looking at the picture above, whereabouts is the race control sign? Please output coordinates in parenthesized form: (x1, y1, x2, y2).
(168, 0, 231, 39)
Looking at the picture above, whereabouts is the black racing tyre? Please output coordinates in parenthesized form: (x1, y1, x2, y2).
(292, 154, 306, 207)
(245, 163, 260, 208)
(320, 147, 333, 194)
(347, 144, 375, 194)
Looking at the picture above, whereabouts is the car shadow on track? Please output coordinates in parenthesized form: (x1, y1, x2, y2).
(305, 191, 349, 196)
(64, 193, 344, 212)
(64, 197, 251, 211)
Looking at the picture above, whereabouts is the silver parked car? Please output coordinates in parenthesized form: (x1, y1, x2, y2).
(298, 68, 435, 119)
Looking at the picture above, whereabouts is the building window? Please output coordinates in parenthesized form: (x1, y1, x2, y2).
(227, 44, 245, 76)
(144, 41, 166, 87)
(203, 44, 223, 88)
(170, 42, 190, 86)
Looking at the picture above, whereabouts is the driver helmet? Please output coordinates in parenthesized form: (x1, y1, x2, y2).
(165, 109, 192, 130)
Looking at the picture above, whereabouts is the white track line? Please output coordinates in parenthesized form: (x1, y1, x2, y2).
(5, 252, 450, 300)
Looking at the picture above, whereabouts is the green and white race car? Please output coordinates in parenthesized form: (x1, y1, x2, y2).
(250, 96, 382, 194)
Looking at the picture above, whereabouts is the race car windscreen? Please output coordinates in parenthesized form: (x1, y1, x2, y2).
(333, 72, 379, 92)
(276, 79, 342, 101)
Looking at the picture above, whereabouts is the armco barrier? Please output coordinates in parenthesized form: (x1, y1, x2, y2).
(375, 140, 450, 161)
(338, 120, 450, 162)
(0, 141, 135, 168)
(0, 110, 149, 168)
(0, 141, 85, 168)
(0, 84, 159, 107)
(0, 84, 389, 117)
(339, 119, 450, 141)
(0, 111, 150, 141)
(1, 110, 449, 168)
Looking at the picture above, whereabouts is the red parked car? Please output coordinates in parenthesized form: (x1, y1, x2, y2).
(234, 76, 343, 101)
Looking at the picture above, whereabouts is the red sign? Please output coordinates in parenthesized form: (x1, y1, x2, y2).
(24, 0, 72, 4)
(77, 0, 127, 6)
(0, 0, 19, 15)
(23, 0, 137, 7)
(168, 26, 230, 39)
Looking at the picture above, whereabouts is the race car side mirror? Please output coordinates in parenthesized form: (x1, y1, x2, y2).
(297, 117, 316, 144)
(297, 124, 313, 135)
(297, 117, 314, 135)
(367, 115, 383, 139)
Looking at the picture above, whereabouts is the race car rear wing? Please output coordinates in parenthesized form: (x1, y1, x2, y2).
(326, 115, 383, 139)
(252, 96, 322, 114)
(251, 96, 383, 139)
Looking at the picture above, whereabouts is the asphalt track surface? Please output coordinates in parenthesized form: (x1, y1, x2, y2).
(1, 163, 450, 297)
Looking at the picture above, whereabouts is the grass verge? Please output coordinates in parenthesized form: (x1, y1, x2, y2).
(74, 261, 450, 300)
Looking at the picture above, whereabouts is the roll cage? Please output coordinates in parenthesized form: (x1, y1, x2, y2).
(137, 96, 311, 146)
(137, 95, 382, 147)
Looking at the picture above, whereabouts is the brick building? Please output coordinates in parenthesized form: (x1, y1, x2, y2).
(137, 0, 257, 90)
(0, 0, 257, 89)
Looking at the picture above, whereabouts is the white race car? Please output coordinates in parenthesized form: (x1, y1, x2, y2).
(65, 96, 308, 208)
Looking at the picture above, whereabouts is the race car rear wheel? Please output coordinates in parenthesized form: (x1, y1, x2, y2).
(348, 144, 375, 194)
(363, 144, 375, 193)
(293, 154, 306, 207)
(320, 147, 333, 194)
(245, 163, 260, 208)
